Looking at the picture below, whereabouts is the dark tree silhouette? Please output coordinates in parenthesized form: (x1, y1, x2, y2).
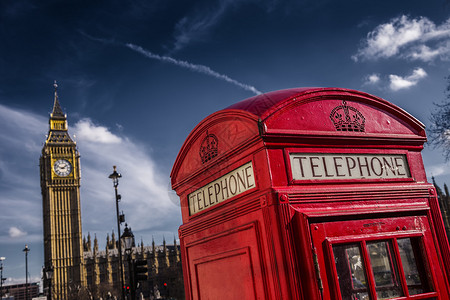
(429, 76, 450, 160)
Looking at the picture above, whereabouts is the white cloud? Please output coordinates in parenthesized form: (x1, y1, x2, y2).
(389, 67, 427, 91)
(9, 226, 27, 238)
(407, 44, 441, 62)
(74, 119, 122, 144)
(364, 73, 380, 85)
(353, 15, 450, 62)
(72, 118, 181, 238)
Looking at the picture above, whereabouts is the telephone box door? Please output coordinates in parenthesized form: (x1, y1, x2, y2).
(310, 215, 449, 300)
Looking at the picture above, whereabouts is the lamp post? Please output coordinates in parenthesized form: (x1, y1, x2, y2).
(121, 224, 134, 300)
(109, 166, 125, 300)
(23, 245, 30, 300)
(45, 265, 54, 300)
(0, 257, 5, 298)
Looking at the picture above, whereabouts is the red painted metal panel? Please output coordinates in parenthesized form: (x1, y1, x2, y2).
(225, 87, 425, 137)
(171, 110, 259, 191)
(184, 222, 268, 300)
(171, 88, 450, 300)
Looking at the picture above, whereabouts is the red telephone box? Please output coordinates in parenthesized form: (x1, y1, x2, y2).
(171, 87, 450, 300)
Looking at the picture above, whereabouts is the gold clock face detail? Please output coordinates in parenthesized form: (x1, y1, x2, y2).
(53, 159, 72, 177)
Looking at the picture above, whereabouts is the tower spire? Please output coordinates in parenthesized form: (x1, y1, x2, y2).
(46, 81, 73, 143)
(51, 81, 65, 119)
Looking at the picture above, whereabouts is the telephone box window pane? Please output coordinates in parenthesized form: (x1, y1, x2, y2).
(333, 244, 370, 300)
(366, 241, 403, 299)
(397, 238, 432, 295)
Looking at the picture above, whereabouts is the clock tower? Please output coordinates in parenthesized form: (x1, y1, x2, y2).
(40, 82, 85, 299)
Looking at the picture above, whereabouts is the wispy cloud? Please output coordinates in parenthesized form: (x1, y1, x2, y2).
(389, 67, 427, 91)
(9, 226, 27, 238)
(171, 0, 236, 52)
(126, 43, 262, 95)
(353, 15, 450, 62)
(81, 32, 262, 95)
(170, 0, 306, 52)
(78, 30, 117, 45)
(0, 104, 47, 245)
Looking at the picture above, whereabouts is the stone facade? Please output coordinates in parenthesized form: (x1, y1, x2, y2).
(83, 233, 184, 299)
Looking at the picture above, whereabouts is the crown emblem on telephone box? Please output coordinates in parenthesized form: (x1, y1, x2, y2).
(330, 100, 365, 132)
(200, 131, 219, 163)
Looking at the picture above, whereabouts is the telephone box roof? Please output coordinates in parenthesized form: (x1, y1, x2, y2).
(171, 87, 426, 186)
(225, 87, 316, 118)
(225, 87, 422, 125)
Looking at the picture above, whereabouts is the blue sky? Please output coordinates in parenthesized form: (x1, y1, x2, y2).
(1, 0, 450, 285)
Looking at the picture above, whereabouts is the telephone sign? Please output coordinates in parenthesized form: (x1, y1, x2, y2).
(289, 153, 410, 180)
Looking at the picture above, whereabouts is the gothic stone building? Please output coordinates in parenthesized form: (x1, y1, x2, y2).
(83, 233, 183, 299)
(40, 84, 183, 299)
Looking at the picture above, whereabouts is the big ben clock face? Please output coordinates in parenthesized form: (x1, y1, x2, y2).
(53, 159, 72, 177)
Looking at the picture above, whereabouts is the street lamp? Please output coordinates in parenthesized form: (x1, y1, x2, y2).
(109, 166, 125, 300)
(45, 265, 54, 300)
(121, 224, 134, 252)
(0, 257, 5, 298)
(23, 245, 30, 300)
(121, 224, 134, 300)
